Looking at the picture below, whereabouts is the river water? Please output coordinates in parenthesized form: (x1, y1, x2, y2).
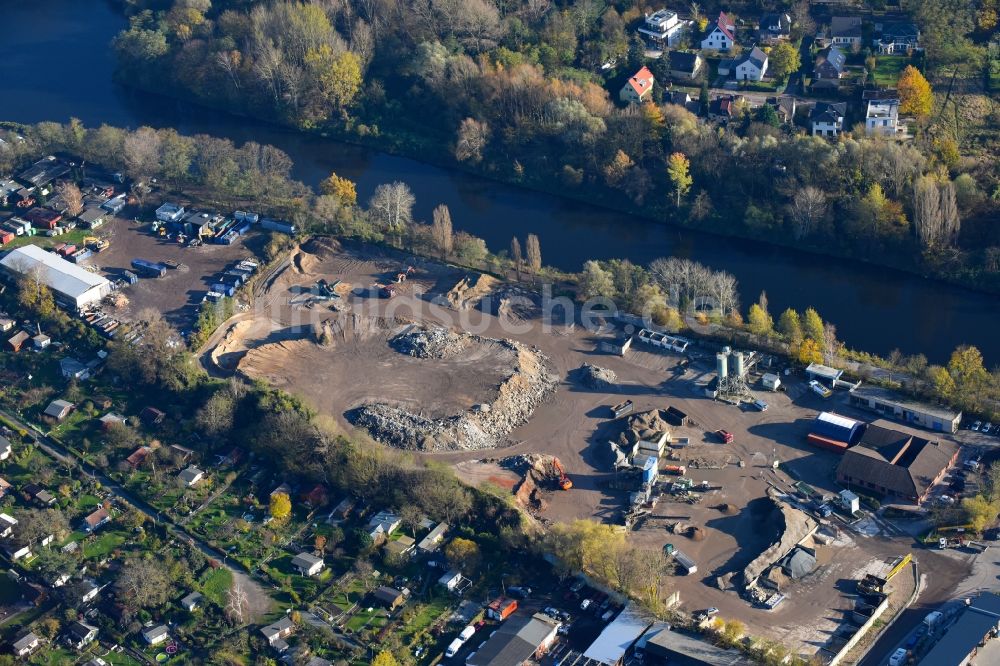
(2, 0, 997, 363)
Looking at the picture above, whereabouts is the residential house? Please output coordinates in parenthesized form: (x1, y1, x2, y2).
(60, 357, 91, 381)
(140, 406, 165, 425)
(2, 541, 31, 561)
(637, 9, 689, 48)
(770, 95, 797, 124)
(82, 507, 110, 533)
(372, 586, 406, 610)
(666, 51, 703, 80)
(0, 513, 16, 538)
(701, 12, 736, 51)
(170, 444, 194, 462)
(34, 489, 57, 507)
(98, 412, 125, 430)
(65, 622, 98, 650)
(291, 552, 325, 577)
(619, 66, 656, 104)
(270, 482, 292, 499)
(367, 510, 402, 543)
(813, 46, 846, 81)
(23, 207, 62, 231)
(810, 102, 848, 136)
(0, 477, 11, 498)
(181, 591, 203, 611)
(0, 316, 13, 332)
(79, 580, 100, 604)
(78, 207, 106, 229)
(875, 21, 920, 54)
(12, 632, 40, 657)
(759, 13, 791, 43)
(141, 625, 169, 646)
(306, 658, 332, 666)
(836, 424, 958, 503)
(417, 522, 449, 554)
(8, 330, 29, 352)
(735, 45, 768, 81)
(125, 446, 150, 469)
(329, 497, 355, 522)
(43, 399, 74, 422)
(261, 616, 296, 652)
(178, 466, 204, 487)
(666, 90, 699, 114)
(0, 435, 10, 461)
(865, 98, 900, 135)
(32, 333, 50, 350)
(155, 203, 185, 223)
(301, 484, 328, 508)
(830, 16, 863, 47)
(708, 94, 739, 121)
(385, 535, 416, 560)
(438, 570, 464, 593)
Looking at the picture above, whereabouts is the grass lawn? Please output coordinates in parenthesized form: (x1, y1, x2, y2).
(29, 647, 78, 665)
(2, 229, 92, 252)
(199, 567, 233, 607)
(344, 606, 389, 634)
(400, 598, 452, 644)
(0, 575, 23, 604)
(873, 55, 910, 87)
(76, 493, 102, 511)
(83, 529, 128, 560)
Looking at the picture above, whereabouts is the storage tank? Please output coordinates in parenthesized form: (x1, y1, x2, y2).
(733, 351, 745, 378)
(716, 352, 729, 379)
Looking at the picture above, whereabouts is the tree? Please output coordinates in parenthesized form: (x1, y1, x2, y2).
(226, 580, 250, 625)
(368, 182, 415, 234)
(962, 495, 998, 532)
(667, 152, 692, 207)
(897, 65, 933, 119)
(431, 204, 454, 258)
(769, 42, 801, 81)
(802, 307, 824, 342)
(303, 46, 362, 118)
(319, 171, 357, 207)
(510, 236, 523, 276)
(15, 508, 70, 546)
(196, 389, 236, 439)
(115, 558, 170, 611)
(372, 652, 399, 666)
(269, 492, 292, 522)
(747, 304, 773, 337)
(56, 181, 84, 217)
(789, 187, 826, 239)
(123, 126, 162, 182)
(579, 261, 615, 299)
(525, 234, 542, 272)
(797, 338, 823, 364)
(445, 537, 481, 575)
(455, 118, 489, 164)
(778, 308, 802, 347)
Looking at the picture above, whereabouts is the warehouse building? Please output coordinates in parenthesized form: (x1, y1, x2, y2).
(836, 424, 958, 504)
(583, 604, 653, 665)
(917, 592, 1000, 666)
(805, 363, 843, 387)
(0, 244, 112, 309)
(466, 613, 559, 666)
(807, 412, 864, 453)
(849, 385, 962, 433)
(640, 625, 754, 665)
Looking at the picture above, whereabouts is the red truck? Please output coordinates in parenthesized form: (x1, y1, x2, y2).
(715, 430, 734, 444)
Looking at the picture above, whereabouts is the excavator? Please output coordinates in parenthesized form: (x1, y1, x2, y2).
(551, 458, 572, 491)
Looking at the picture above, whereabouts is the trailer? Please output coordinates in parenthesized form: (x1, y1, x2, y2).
(131, 258, 167, 278)
(673, 550, 697, 574)
(611, 400, 634, 418)
(212, 283, 236, 298)
(665, 406, 688, 426)
(260, 218, 296, 235)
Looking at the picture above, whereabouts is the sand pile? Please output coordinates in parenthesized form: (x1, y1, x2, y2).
(580, 364, 617, 389)
(445, 273, 499, 310)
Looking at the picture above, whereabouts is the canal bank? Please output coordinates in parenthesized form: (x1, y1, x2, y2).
(1, 0, 998, 364)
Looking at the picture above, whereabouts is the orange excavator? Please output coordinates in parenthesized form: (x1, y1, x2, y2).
(552, 458, 572, 491)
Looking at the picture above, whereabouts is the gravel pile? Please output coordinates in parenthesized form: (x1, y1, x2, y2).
(348, 339, 559, 451)
(580, 363, 617, 389)
(390, 326, 469, 359)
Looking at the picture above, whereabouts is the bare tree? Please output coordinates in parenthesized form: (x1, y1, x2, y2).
(913, 175, 943, 248)
(225, 580, 250, 625)
(431, 204, 453, 258)
(510, 236, 523, 277)
(123, 127, 162, 182)
(525, 233, 542, 272)
(455, 117, 490, 164)
(368, 182, 415, 233)
(56, 181, 84, 217)
(789, 186, 826, 239)
(939, 180, 960, 241)
(216, 50, 243, 91)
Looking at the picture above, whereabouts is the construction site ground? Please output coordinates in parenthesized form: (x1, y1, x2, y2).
(204, 238, 971, 657)
(91, 217, 258, 330)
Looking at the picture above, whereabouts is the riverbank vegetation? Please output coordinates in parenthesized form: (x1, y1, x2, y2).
(108, 0, 1000, 292)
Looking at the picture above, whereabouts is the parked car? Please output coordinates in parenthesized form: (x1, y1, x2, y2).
(507, 586, 531, 599)
(889, 647, 909, 666)
(985, 422, 994, 433)
(580, 599, 592, 611)
(809, 380, 832, 398)
(544, 607, 559, 618)
(753, 399, 769, 412)
(971, 421, 982, 431)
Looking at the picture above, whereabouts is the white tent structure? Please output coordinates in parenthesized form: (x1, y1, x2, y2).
(0, 244, 111, 309)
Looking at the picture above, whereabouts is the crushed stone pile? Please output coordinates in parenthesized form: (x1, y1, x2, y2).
(580, 363, 617, 389)
(390, 325, 470, 359)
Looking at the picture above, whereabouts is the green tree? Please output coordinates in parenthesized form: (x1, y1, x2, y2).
(579, 261, 615, 299)
(747, 304, 773, 336)
(777, 308, 802, 345)
(303, 46, 362, 119)
(445, 537, 481, 575)
(269, 492, 292, 522)
(372, 652, 399, 666)
(897, 65, 933, 119)
(802, 307, 824, 342)
(667, 152, 693, 207)
(769, 42, 801, 81)
(797, 338, 823, 364)
(319, 171, 357, 207)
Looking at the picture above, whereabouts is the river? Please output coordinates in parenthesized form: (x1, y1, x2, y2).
(1, 0, 997, 363)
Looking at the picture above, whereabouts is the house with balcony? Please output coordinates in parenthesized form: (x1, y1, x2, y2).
(637, 9, 690, 48)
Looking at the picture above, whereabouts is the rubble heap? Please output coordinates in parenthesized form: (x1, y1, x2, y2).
(580, 363, 617, 389)
(390, 325, 470, 359)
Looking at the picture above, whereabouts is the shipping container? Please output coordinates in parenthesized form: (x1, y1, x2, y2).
(212, 283, 236, 297)
(807, 433, 849, 453)
(260, 218, 296, 235)
(70, 248, 92, 263)
(131, 258, 167, 278)
(123, 270, 139, 285)
(205, 291, 224, 303)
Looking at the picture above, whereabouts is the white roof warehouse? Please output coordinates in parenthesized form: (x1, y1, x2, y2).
(0, 245, 112, 309)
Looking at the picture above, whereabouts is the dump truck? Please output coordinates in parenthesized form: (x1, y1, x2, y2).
(715, 430, 734, 444)
(662, 465, 686, 475)
(611, 399, 633, 418)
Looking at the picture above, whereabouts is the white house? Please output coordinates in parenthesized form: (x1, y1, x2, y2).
(155, 203, 185, 223)
(865, 98, 900, 135)
(178, 466, 204, 487)
(830, 16, 863, 47)
(12, 632, 39, 657)
(619, 66, 655, 104)
(0, 435, 10, 461)
(181, 591, 203, 611)
(734, 45, 768, 81)
(438, 570, 463, 592)
(141, 625, 169, 646)
(810, 102, 847, 137)
(0, 513, 16, 538)
(367, 510, 402, 542)
(291, 552, 325, 577)
(637, 9, 689, 48)
(701, 12, 735, 51)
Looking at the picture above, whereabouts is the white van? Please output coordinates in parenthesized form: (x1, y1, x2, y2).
(446, 638, 465, 658)
(459, 625, 476, 641)
(753, 399, 769, 412)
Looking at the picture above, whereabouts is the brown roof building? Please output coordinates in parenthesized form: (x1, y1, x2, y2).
(836, 425, 958, 503)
